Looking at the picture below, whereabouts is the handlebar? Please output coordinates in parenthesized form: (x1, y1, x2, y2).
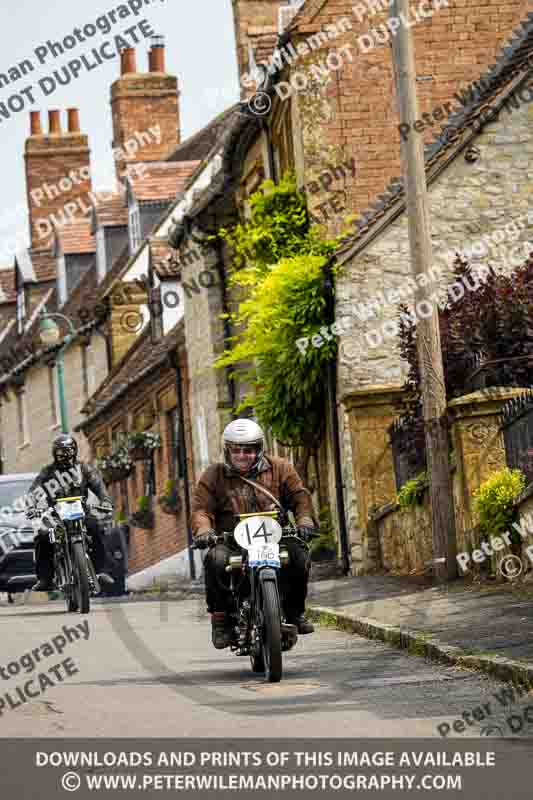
(28, 502, 113, 518)
(91, 504, 114, 514)
(191, 528, 311, 551)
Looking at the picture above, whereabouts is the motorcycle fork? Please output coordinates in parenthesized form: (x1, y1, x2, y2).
(248, 569, 262, 656)
(74, 520, 99, 592)
(52, 525, 68, 589)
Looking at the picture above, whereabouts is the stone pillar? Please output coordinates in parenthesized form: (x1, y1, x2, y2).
(448, 387, 528, 555)
(343, 385, 404, 575)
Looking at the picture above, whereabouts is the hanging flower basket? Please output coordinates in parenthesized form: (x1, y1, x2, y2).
(96, 441, 134, 484)
(130, 510, 155, 529)
(157, 480, 181, 515)
(129, 445, 147, 462)
(126, 431, 162, 461)
(158, 494, 181, 515)
(102, 465, 132, 484)
(129, 496, 154, 529)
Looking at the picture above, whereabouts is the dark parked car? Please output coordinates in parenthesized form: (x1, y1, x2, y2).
(0, 473, 37, 597)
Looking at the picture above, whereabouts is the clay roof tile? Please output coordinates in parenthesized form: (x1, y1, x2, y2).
(129, 161, 201, 202)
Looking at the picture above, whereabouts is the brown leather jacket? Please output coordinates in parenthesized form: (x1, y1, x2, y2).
(191, 455, 316, 538)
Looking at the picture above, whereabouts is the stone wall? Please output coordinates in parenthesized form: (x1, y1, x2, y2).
(336, 93, 533, 573)
(179, 242, 233, 483)
(373, 388, 530, 575)
(515, 486, 533, 572)
(337, 98, 533, 397)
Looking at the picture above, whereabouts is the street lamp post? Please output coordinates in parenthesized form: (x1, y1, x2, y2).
(38, 313, 76, 434)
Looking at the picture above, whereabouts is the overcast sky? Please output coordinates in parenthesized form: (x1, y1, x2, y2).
(0, 0, 240, 263)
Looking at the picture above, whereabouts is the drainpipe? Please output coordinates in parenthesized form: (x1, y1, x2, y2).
(170, 351, 196, 581)
(324, 257, 351, 575)
(261, 118, 276, 182)
(214, 235, 236, 415)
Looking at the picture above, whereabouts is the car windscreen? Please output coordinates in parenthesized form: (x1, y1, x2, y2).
(0, 480, 34, 512)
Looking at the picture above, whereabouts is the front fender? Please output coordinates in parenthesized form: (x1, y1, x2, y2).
(258, 567, 278, 584)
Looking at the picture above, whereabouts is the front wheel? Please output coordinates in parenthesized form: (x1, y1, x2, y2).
(56, 558, 77, 613)
(250, 631, 265, 673)
(260, 580, 282, 683)
(72, 542, 90, 614)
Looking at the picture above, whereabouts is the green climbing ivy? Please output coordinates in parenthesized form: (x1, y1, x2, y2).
(215, 172, 347, 447)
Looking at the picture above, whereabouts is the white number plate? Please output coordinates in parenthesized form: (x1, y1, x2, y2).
(234, 516, 283, 549)
(248, 542, 280, 567)
(56, 499, 84, 521)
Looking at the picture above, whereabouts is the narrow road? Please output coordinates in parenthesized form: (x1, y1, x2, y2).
(0, 595, 528, 738)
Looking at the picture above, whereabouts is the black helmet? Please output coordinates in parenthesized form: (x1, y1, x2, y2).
(52, 434, 78, 469)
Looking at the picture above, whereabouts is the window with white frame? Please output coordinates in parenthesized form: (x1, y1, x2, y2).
(96, 226, 107, 283)
(16, 390, 29, 447)
(16, 289, 26, 335)
(80, 346, 92, 403)
(129, 201, 142, 254)
(48, 367, 60, 428)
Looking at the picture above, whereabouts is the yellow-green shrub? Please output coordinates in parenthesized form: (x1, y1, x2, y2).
(473, 467, 525, 542)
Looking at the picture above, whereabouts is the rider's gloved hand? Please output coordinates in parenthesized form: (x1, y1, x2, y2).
(297, 526, 318, 542)
(194, 529, 217, 549)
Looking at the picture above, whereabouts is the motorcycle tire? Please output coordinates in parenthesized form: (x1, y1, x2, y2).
(250, 638, 265, 673)
(57, 560, 77, 613)
(72, 541, 90, 614)
(67, 594, 79, 613)
(260, 580, 282, 683)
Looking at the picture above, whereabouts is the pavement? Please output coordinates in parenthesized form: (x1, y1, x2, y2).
(307, 574, 533, 688)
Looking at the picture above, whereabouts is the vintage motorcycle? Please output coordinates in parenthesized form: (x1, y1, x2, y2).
(34, 495, 112, 614)
(195, 510, 309, 683)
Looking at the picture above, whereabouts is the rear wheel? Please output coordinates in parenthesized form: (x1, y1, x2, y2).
(260, 580, 282, 683)
(72, 542, 90, 614)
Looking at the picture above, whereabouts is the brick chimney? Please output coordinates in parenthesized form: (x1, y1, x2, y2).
(232, 0, 287, 99)
(111, 38, 180, 181)
(24, 109, 92, 251)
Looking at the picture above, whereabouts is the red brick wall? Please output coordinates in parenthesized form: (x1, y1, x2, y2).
(289, 0, 531, 220)
(232, 0, 288, 97)
(24, 115, 92, 250)
(83, 351, 192, 576)
(110, 55, 180, 179)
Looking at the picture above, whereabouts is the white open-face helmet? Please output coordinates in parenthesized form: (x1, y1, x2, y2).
(222, 418, 265, 472)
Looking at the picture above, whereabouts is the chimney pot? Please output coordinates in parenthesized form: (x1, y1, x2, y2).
(67, 108, 80, 133)
(48, 110, 61, 135)
(149, 36, 165, 73)
(121, 47, 137, 75)
(30, 111, 42, 136)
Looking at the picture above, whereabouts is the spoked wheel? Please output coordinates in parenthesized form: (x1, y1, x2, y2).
(260, 581, 282, 683)
(72, 542, 90, 614)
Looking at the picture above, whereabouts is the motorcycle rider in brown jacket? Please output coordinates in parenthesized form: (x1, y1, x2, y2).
(191, 419, 318, 649)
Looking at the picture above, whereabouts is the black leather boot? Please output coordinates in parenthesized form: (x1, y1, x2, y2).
(287, 613, 314, 634)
